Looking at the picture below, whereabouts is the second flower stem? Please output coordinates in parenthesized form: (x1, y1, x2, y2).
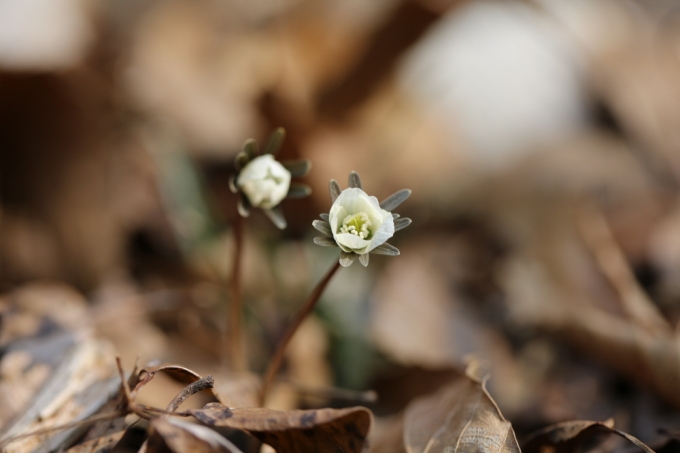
(259, 258, 342, 406)
(228, 213, 246, 372)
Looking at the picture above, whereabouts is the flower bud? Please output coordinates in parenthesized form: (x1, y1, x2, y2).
(237, 155, 291, 209)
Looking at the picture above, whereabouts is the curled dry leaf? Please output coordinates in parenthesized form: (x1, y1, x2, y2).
(404, 371, 520, 453)
(147, 417, 243, 453)
(136, 364, 204, 390)
(190, 404, 372, 453)
(523, 419, 655, 453)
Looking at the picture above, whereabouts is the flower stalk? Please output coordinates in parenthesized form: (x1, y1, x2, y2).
(228, 212, 246, 372)
(259, 258, 342, 406)
(226, 128, 311, 373)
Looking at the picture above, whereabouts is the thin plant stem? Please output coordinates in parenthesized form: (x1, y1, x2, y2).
(259, 258, 342, 406)
(228, 213, 246, 372)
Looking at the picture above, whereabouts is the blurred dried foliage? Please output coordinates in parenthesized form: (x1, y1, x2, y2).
(2, 0, 680, 451)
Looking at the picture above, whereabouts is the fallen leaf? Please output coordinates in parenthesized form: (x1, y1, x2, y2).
(0, 339, 121, 453)
(523, 419, 655, 453)
(136, 364, 204, 391)
(65, 432, 127, 453)
(146, 417, 243, 453)
(403, 371, 520, 453)
(190, 404, 372, 453)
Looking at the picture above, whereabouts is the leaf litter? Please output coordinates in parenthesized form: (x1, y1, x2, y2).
(2, 0, 680, 452)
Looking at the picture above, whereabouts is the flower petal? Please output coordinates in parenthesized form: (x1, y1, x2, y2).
(314, 237, 337, 247)
(394, 217, 412, 232)
(358, 253, 369, 267)
(263, 127, 285, 156)
(367, 213, 395, 252)
(371, 243, 400, 256)
(312, 220, 332, 237)
(348, 171, 363, 189)
(380, 189, 411, 211)
(263, 206, 287, 229)
(334, 233, 371, 254)
(282, 159, 311, 177)
(329, 180, 341, 202)
(331, 188, 381, 217)
(339, 252, 355, 267)
(392, 213, 400, 219)
(328, 203, 346, 237)
(320, 213, 330, 222)
(287, 183, 312, 198)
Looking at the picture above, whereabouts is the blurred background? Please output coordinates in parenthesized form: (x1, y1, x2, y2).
(2, 0, 680, 447)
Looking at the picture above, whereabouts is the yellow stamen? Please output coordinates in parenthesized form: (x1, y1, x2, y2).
(340, 212, 372, 239)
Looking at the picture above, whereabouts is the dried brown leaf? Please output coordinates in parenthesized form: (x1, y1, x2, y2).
(147, 417, 243, 453)
(190, 404, 372, 453)
(66, 432, 126, 453)
(134, 364, 204, 395)
(404, 372, 520, 453)
(523, 419, 655, 453)
(503, 256, 680, 408)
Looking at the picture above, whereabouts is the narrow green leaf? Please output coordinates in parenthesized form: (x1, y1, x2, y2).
(329, 180, 341, 202)
(235, 151, 250, 170)
(371, 243, 399, 256)
(314, 237, 337, 247)
(264, 127, 286, 156)
(263, 207, 286, 229)
(287, 183, 312, 199)
(243, 138, 259, 158)
(394, 218, 412, 232)
(339, 252, 355, 267)
(348, 171, 362, 189)
(358, 253, 369, 267)
(380, 189, 411, 211)
(237, 196, 251, 217)
(312, 220, 332, 237)
(282, 159, 311, 177)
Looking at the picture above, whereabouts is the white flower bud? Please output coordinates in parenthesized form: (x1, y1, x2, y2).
(329, 188, 394, 254)
(237, 155, 291, 209)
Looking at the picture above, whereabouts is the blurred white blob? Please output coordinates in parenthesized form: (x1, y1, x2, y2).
(0, 0, 93, 70)
(399, 0, 588, 170)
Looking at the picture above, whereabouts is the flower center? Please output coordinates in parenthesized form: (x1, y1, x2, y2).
(340, 212, 372, 239)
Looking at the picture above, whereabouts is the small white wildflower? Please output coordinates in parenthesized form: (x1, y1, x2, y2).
(230, 128, 311, 229)
(313, 171, 412, 267)
(237, 154, 291, 210)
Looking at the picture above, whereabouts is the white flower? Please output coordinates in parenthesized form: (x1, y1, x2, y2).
(313, 171, 411, 267)
(329, 188, 394, 255)
(231, 128, 311, 229)
(237, 155, 291, 210)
